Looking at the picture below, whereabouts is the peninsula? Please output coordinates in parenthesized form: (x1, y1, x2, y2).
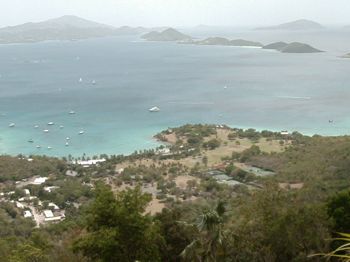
(0, 15, 149, 44)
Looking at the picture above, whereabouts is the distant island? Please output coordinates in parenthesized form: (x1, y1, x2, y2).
(141, 28, 192, 42)
(263, 41, 323, 53)
(187, 37, 263, 47)
(256, 19, 325, 31)
(0, 15, 151, 44)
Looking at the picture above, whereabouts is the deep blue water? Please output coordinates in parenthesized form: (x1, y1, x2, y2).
(0, 32, 350, 157)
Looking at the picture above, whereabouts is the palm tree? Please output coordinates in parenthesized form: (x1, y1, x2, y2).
(180, 202, 226, 262)
(311, 232, 350, 261)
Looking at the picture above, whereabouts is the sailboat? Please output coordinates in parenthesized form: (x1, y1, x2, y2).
(9, 123, 15, 127)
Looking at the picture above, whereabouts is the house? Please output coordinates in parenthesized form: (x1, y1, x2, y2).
(44, 186, 59, 193)
(23, 210, 32, 218)
(24, 189, 30, 195)
(65, 170, 78, 177)
(43, 209, 54, 218)
(48, 203, 59, 210)
(43, 209, 63, 222)
(280, 130, 289, 136)
(32, 177, 48, 185)
(16, 202, 25, 209)
(76, 159, 106, 167)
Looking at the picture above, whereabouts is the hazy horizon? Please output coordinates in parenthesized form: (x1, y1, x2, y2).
(0, 0, 350, 28)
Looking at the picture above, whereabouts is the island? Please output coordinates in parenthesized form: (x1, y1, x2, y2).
(263, 41, 323, 53)
(0, 15, 150, 44)
(256, 19, 325, 31)
(141, 28, 192, 42)
(183, 37, 263, 47)
(262, 41, 288, 51)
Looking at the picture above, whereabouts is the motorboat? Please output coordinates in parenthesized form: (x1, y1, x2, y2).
(149, 106, 160, 112)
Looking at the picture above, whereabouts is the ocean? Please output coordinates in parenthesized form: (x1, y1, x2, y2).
(0, 29, 350, 157)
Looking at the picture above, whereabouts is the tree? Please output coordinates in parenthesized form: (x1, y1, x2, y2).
(73, 183, 163, 262)
(327, 190, 350, 233)
(181, 202, 227, 261)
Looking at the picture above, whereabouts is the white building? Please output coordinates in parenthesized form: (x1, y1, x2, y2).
(44, 186, 59, 193)
(24, 210, 32, 218)
(32, 177, 48, 185)
(24, 189, 30, 195)
(16, 202, 25, 209)
(48, 203, 59, 210)
(76, 159, 106, 167)
(43, 209, 54, 218)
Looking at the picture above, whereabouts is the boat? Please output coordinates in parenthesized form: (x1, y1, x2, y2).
(79, 131, 85, 135)
(149, 106, 160, 112)
(47, 146, 52, 150)
(79, 77, 83, 83)
(9, 123, 15, 127)
(34, 125, 39, 128)
(28, 139, 34, 143)
(69, 110, 75, 115)
(224, 86, 228, 89)
(43, 129, 49, 133)
(47, 122, 54, 126)
(60, 125, 64, 129)
(36, 145, 41, 149)
(66, 137, 70, 140)
(65, 142, 69, 147)
(92, 80, 96, 85)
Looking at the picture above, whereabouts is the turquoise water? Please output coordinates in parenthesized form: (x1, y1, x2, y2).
(0, 34, 350, 157)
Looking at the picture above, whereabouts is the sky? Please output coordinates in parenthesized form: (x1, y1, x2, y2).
(0, 0, 349, 27)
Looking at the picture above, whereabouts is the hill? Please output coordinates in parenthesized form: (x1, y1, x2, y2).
(262, 41, 288, 50)
(0, 15, 148, 44)
(257, 19, 324, 30)
(141, 28, 192, 41)
(280, 42, 323, 53)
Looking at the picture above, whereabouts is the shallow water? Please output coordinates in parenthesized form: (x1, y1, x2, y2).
(0, 32, 349, 157)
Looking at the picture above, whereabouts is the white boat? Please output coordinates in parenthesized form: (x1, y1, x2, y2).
(224, 86, 228, 89)
(92, 80, 96, 85)
(47, 146, 52, 150)
(9, 123, 15, 127)
(66, 137, 70, 140)
(79, 77, 83, 83)
(36, 145, 41, 149)
(47, 122, 54, 126)
(79, 131, 84, 135)
(43, 129, 49, 133)
(60, 125, 64, 129)
(65, 142, 69, 147)
(34, 125, 39, 128)
(149, 106, 160, 112)
(69, 110, 75, 114)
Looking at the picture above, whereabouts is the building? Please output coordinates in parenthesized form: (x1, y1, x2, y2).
(32, 177, 48, 185)
(23, 210, 32, 218)
(76, 159, 106, 167)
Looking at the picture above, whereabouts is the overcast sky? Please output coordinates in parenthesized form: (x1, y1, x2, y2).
(0, 0, 349, 27)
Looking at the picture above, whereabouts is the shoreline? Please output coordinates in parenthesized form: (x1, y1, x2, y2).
(1, 122, 348, 159)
